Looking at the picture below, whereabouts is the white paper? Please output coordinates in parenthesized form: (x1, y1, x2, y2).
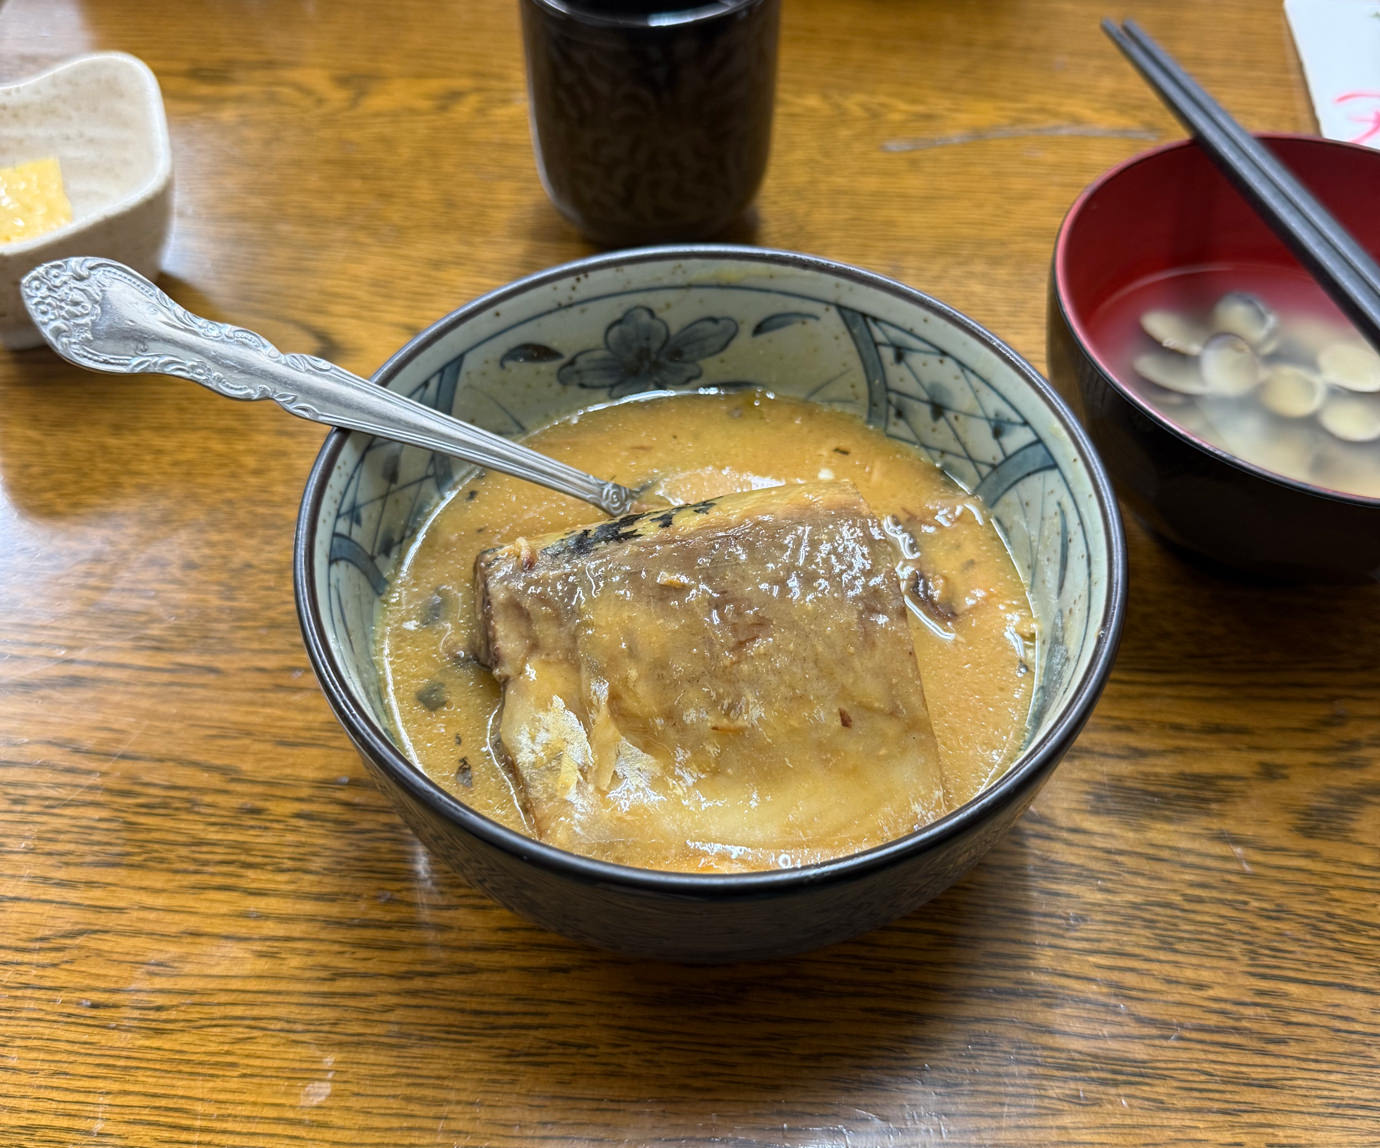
(1284, 0, 1380, 149)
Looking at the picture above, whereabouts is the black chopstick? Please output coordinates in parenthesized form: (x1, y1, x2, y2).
(1115, 19, 1380, 290)
(1102, 18, 1380, 352)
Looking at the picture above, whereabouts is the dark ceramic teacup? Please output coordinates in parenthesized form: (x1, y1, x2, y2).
(520, 0, 779, 246)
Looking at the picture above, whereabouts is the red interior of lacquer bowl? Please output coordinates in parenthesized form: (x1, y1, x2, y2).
(1055, 134, 1380, 369)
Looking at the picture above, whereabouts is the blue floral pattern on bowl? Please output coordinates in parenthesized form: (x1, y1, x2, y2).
(557, 305, 738, 396)
(303, 248, 1121, 782)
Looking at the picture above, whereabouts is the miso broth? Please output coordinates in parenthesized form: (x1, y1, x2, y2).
(376, 391, 1037, 873)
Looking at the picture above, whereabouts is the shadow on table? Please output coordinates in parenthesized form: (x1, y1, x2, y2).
(0, 274, 335, 521)
(1120, 519, 1380, 675)
(387, 821, 1048, 1132)
(516, 194, 764, 259)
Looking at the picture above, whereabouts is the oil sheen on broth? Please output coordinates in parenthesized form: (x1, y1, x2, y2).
(377, 391, 1036, 872)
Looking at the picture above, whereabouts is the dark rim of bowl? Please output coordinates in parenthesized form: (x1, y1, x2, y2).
(1053, 132, 1380, 509)
(294, 243, 1128, 898)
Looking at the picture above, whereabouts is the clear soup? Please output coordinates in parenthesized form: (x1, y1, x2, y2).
(1089, 264, 1380, 498)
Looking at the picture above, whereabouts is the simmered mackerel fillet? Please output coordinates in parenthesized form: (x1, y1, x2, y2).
(473, 481, 952, 866)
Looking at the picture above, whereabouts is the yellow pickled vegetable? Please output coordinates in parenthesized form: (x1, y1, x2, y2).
(0, 156, 73, 244)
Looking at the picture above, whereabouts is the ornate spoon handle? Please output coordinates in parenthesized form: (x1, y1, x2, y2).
(20, 257, 640, 517)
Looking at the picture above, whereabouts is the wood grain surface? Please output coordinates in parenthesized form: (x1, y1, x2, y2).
(2, 1, 1376, 1144)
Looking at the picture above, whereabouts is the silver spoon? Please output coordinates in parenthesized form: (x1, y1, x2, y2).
(20, 257, 641, 516)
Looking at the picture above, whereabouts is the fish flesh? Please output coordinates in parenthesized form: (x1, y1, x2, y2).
(473, 481, 951, 868)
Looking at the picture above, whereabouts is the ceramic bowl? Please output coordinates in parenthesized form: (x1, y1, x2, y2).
(0, 52, 173, 349)
(1049, 135, 1380, 581)
(295, 246, 1126, 962)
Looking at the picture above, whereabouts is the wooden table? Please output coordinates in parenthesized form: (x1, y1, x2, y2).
(3, 1, 1376, 1144)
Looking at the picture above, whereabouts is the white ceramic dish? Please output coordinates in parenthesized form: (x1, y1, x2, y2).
(0, 52, 173, 349)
